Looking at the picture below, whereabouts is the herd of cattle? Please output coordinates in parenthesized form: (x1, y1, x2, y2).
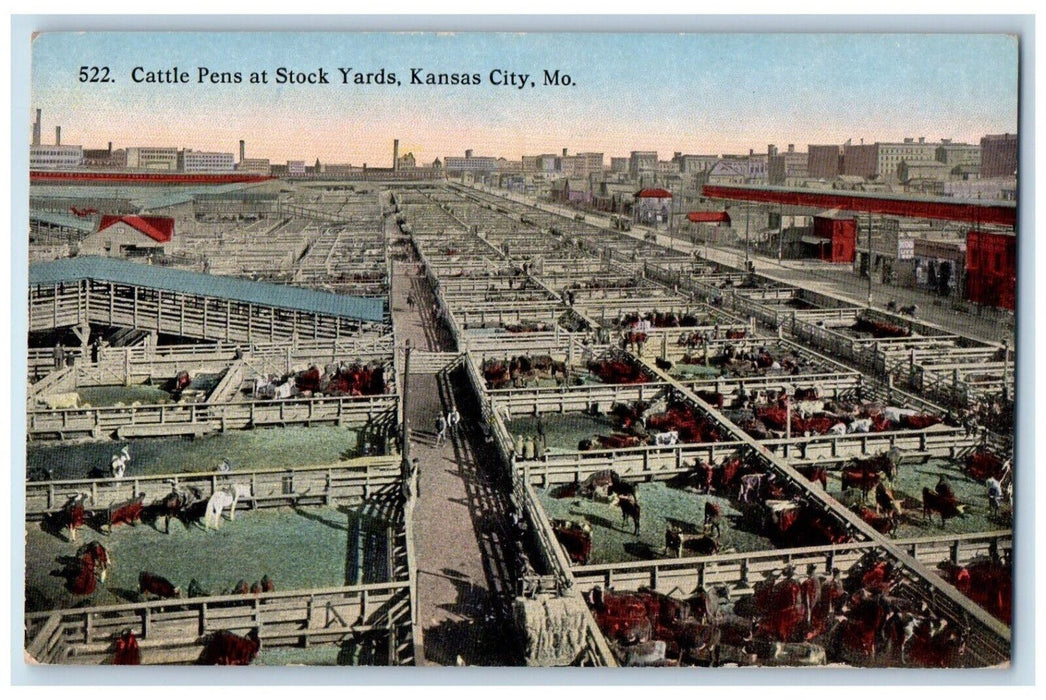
(731, 395, 946, 440)
(568, 389, 948, 457)
(50, 527, 273, 666)
(482, 355, 570, 390)
(853, 317, 912, 339)
(548, 460, 854, 567)
(47, 479, 252, 546)
(107, 626, 262, 665)
(587, 550, 990, 667)
(548, 435, 1010, 567)
(252, 361, 389, 400)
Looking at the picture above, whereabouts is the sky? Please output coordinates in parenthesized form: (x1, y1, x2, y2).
(30, 32, 1019, 165)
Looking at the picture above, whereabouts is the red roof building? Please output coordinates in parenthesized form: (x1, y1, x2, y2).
(80, 215, 176, 258)
(635, 188, 673, 199)
(97, 215, 175, 243)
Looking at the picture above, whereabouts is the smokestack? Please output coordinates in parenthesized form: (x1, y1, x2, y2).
(788, 144, 795, 153)
(562, 148, 568, 157)
(108, 142, 112, 155)
(55, 126, 61, 146)
(33, 109, 41, 146)
(393, 139, 400, 172)
(239, 140, 245, 162)
(465, 149, 473, 159)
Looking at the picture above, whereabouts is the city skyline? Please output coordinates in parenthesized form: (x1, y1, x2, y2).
(31, 32, 1018, 165)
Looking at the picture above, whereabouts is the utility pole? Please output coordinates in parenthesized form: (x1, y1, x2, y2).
(401, 339, 412, 479)
(745, 204, 751, 266)
(777, 202, 784, 262)
(866, 213, 873, 307)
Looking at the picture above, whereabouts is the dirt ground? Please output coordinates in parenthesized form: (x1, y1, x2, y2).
(506, 413, 616, 453)
(827, 456, 1012, 539)
(26, 425, 362, 480)
(24, 504, 389, 614)
(536, 481, 775, 565)
(76, 385, 174, 407)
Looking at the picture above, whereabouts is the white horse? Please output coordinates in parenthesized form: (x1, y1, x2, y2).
(110, 446, 131, 479)
(204, 484, 251, 529)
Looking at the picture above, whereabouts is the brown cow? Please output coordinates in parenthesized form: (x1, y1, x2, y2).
(922, 487, 965, 526)
(616, 494, 641, 535)
(59, 493, 90, 542)
(841, 468, 882, 497)
(111, 629, 141, 665)
(199, 629, 261, 665)
(139, 571, 180, 599)
(551, 519, 592, 565)
(106, 493, 146, 534)
(796, 465, 828, 490)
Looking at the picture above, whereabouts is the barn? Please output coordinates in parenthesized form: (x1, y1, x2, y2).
(79, 215, 175, 258)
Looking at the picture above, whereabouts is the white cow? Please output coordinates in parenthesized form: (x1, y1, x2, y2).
(758, 641, 827, 667)
(883, 406, 918, 424)
(39, 392, 80, 410)
(618, 640, 668, 667)
(827, 422, 848, 436)
(795, 401, 825, 419)
(653, 430, 680, 446)
(252, 376, 275, 399)
(848, 418, 874, 433)
(204, 484, 252, 529)
(110, 446, 131, 479)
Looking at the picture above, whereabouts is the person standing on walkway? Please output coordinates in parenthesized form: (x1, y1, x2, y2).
(523, 435, 536, 461)
(435, 414, 448, 447)
(407, 291, 415, 310)
(448, 407, 461, 438)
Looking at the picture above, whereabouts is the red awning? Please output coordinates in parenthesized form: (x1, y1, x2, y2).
(687, 211, 731, 224)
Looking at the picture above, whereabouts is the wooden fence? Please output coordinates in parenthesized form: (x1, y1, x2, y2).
(573, 530, 1011, 594)
(25, 456, 403, 517)
(27, 392, 397, 441)
(25, 581, 413, 665)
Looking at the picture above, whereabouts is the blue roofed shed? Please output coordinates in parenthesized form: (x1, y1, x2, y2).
(29, 257, 386, 323)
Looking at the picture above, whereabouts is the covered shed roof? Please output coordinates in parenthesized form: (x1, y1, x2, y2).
(29, 210, 97, 233)
(98, 215, 175, 242)
(29, 257, 386, 323)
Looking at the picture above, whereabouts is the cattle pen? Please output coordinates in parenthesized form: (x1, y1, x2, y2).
(24, 179, 1014, 669)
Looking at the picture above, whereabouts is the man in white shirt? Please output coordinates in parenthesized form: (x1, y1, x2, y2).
(448, 407, 461, 438)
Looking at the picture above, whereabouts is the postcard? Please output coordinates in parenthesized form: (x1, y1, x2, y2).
(22, 29, 1018, 670)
